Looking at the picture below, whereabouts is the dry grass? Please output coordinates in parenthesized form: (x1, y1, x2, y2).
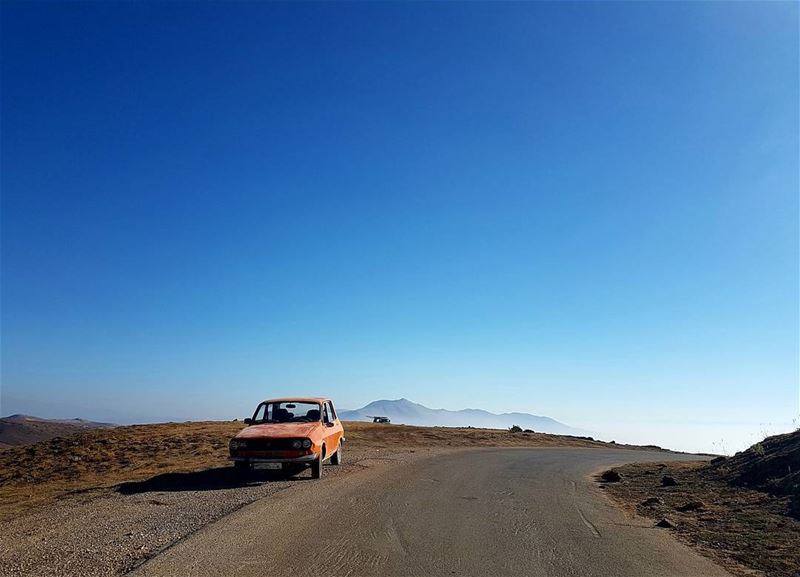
(342, 421, 617, 450)
(0, 421, 241, 519)
(0, 419, 632, 520)
(600, 461, 800, 577)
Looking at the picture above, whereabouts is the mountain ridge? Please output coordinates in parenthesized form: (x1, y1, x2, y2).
(338, 398, 587, 436)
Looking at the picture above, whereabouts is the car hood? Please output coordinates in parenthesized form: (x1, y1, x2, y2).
(235, 422, 320, 439)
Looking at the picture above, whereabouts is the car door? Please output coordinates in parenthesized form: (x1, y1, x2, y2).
(322, 401, 343, 455)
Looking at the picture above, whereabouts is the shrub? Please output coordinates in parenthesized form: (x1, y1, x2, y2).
(509, 425, 522, 433)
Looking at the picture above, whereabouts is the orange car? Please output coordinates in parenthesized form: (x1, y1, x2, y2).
(229, 397, 345, 479)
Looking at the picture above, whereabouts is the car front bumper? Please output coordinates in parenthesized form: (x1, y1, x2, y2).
(229, 454, 317, 464)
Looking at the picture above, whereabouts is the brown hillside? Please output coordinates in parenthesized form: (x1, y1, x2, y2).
(0, 415, 113, 448)
(712, 429, 799, 499)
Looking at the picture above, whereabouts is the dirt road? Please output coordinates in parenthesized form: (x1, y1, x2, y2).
(131, 448, 732, 577)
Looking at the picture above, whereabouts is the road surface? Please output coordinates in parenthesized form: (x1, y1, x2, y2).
(131, 448, 733, 577)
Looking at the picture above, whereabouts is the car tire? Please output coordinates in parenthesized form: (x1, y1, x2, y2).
(331, 442, 342, 465)
(310, 454, 322, 479)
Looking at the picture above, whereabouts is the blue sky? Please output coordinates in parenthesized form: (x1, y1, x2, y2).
(2, 1, 797, 453)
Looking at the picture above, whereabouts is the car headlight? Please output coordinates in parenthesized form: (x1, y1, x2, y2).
(230, 440, 245, 451)
(302, 439, 312, 449)
(292, 440, 302, 449)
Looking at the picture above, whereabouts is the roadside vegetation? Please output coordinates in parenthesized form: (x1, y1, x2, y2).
(599, 429, 800, 577)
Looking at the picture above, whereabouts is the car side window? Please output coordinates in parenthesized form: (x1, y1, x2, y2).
(327, 401, 337, 421)
(322, 403, 332, 424)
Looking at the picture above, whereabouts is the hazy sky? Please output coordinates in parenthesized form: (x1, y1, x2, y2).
(2, 1, 797, 453)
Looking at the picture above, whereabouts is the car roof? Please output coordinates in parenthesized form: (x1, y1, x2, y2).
(262, 397, 329, 404)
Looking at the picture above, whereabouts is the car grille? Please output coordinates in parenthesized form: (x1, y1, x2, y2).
(242, 438, 299, 451)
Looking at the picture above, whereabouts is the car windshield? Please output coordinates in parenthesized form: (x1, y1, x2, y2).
(251, 401, 322, 424)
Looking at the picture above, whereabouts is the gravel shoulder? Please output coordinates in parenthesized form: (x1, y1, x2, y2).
(0, 445, 430, 577)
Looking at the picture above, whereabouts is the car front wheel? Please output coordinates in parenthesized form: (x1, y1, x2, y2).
(310, 454, 322, 479)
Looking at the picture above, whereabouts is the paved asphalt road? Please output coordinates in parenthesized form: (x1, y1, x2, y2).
(132, 448, 733, 577)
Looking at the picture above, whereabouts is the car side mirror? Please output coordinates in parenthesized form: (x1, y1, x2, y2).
(244, 418, 253, 425)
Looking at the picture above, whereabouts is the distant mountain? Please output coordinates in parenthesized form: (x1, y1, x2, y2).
(339, 398, 586, 436)
(0, 414, 114, 449)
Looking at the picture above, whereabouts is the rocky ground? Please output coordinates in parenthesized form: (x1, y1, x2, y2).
(598, 429, 800, 577)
